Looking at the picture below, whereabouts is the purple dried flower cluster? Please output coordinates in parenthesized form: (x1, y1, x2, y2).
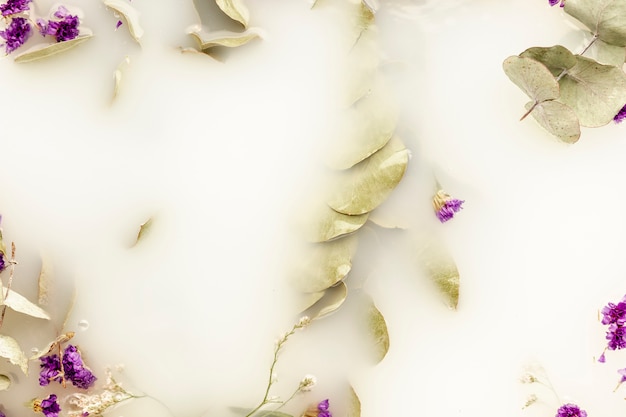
(0, 0, 30, 16)
(34, 394, 61, 417)
(37, 5, 80, 42)
(555, 404, 587, 417)
(0, 16, 31, 53)
(601, 296, 626, 352)
(614, 104, 626, 124)
(39, 344, 96, 389)
(317, 399, 332, 417)
(433, 190, 465, 223)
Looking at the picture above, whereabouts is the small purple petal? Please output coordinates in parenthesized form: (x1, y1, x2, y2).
(318, 413, 332, 417)
(618, 368, 626, 383)
(598, 352, 606, 363)
(115, 20, 122, 29)
(556, 403, 587, 417)
(317, 399, 330, 412)
(614, 104, 626, 124)
(53, 5, 68, 18)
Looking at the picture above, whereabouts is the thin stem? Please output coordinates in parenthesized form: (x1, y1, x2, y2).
(520, 101, 538, 121)
(0, 242, 17, 329)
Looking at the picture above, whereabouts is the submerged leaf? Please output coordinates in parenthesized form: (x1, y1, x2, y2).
(0, 335, 28, 374)
(188, 27, 261, 49)
(525, 100, 580, 143)
(502, 56, 560, 104)
(347, 385, 361, 417)
(558, 54, 626, 127)
(296, 290, 326, 313)
(305, 205, 368, 243)
(215, 0, 250, 28)
(328, 137, 409, 216)
(564, 0, 626, 46)
(14, 34, 93, 63)
(519, 45, 576, 77)
(303, 281, 348, 319)
(37, 255, 53, 306)
(113, 56, 131, 100)
(344, 27, 380, 106)
(365, 295, 389, 363)
(104, 0, 144, 43)
(294, 236, 357, 293)
(417, 239, 460, 309)
(1, 287, 51, 320)
(0, 374, 10, 391)
(327, 81, 397, 170)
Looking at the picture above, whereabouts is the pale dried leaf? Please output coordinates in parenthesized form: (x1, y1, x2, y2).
(305, 205, 368, 243)
(113, 56, 131, 100)
(0, 374, 10, 391)
(304, 281, 348, 320)
(14, 34, 93, 63)
(37, 255, 53, 306)
(216, 0, 250, 28)
(417, 239, 460, 309)
(188, 27, 261, 49)
(1, 287, 51, 320)
(104, 0, 144, 43)
(294, 236, 357, 293)
(347, 385, 361, 417)
(134, 217, 153, 246)
(296, 290, 325, 313)
(364, 294, 389, 363)
(0, 335, 28, 374)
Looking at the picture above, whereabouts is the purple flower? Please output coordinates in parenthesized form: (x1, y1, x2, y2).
(62, 344, 96, 389)
(0, 16, 32, 54)
(433, 190, 465, 223)
(549, 0, 565, 6)
(556, 404, 587, 417)
(317, 399, 332, 417)
(601, 301, 626, 325)
(39, 354, 62, 386)
(0, 0, 30, 16)
(38, 6, 80, 42)
(0, 410, 6, 417)
(40, 394, 61, 417)
(607, 323, 626, 350)
(115, 20, 123, 29)
(598, 352, 606, 363)
(614, 104, 626, 124)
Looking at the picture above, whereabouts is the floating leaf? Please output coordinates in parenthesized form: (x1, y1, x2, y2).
(558, 54, 626, 127)
(37, 255, 53, 306)
(0, 374, 10, 391)
(502, 56, 560, 104)
(1, 287, 51, 320)
(363, 294, 389, 363)
(303, 281, 348, 320)
(113, 56, 131, 100)
(188, 27, 261, 49)
(519, 45, 576, 77)
(133, 217, 154, 246)
(305, 205, 369, 243)
(14, 34, 93, 63)
(354, 1, 375, 41)
(0, 335, 28, 374)
(564, 0, 626, 46)
(294, 236, 357, 293)
(215, 0, 250, 28)
(346, 385, 361, 417)
(344, 28, 380, 106)
(594, 39, 626, 66)
(327, 81, 397, 170)
(296, 290, 325, 313)
(525, 100, 580, 143)
(29, 332, 75, 360)
(417, 239, 460, 309)
(104, 0, 144, 43)
(328, 137, 409, 216)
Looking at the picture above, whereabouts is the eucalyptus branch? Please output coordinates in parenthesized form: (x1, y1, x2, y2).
(555, 34, 599, 82)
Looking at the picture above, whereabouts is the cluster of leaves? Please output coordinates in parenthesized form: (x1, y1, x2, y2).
(188, 0, 261, 53)
(294, 1, 396, 367)
(503, 0, 626, 143)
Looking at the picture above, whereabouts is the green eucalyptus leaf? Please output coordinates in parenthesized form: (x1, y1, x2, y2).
(564, 0, 626, 46)
(104, 0, 144, 43)
(294, 235, 357, 293)
(0, 374, 10, 391)
(364, 295, 389, 363)
(502, 56, 560, 103)
(188, 27, 260, 49)
(328, 137, 409, 216)
(304, 281, 348, 320)
(558, 54, 626, 127)
(594, 39, 626, 66)
(525, 100, 580, 143)
(0, 287, 51, 320)
(14, 34, 93, 63)
(305, 205, 368, 243)
(215, 0, 250, 28)
(0, 335, 28, 374)
(347, 385, 361, 417)
(327, 81, 397, 170)
(417, 240, 460, 309)
(519, 45, 576, 77)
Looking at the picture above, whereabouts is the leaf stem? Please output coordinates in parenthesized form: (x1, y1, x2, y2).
(520, 101, 538, 121)
(0, 243, 17, 329)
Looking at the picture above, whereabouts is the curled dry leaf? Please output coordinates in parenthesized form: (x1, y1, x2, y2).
(328, 137, 409, 216)
(14, 34, 93, 63)
(302, 281, 348, 320)
(0, 335, 28, 374)
(558, 54, 626, 127)
(417, 239, 460, 309)
(346, 385, 361, 417)
(29, 332, 75, 360)
(296, 290, 325, 313)
(215, 0, 250, 28)
(104, 0, 144, 43)
(0, 374, 10, 391)
(327, 80, 397, 170)
(293, 235, 357, 293)
(188, 27, 261, 49)
(113, 56, 131, 101)
(564, 0, 626, 47)
(133, 217, 153, 246)
(305, 205, 368, 243)
(1, 287, 51, 320)
(525, 100, 580, 143)
(38, 255, 53, 306)
(361, 293, 389, 363)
